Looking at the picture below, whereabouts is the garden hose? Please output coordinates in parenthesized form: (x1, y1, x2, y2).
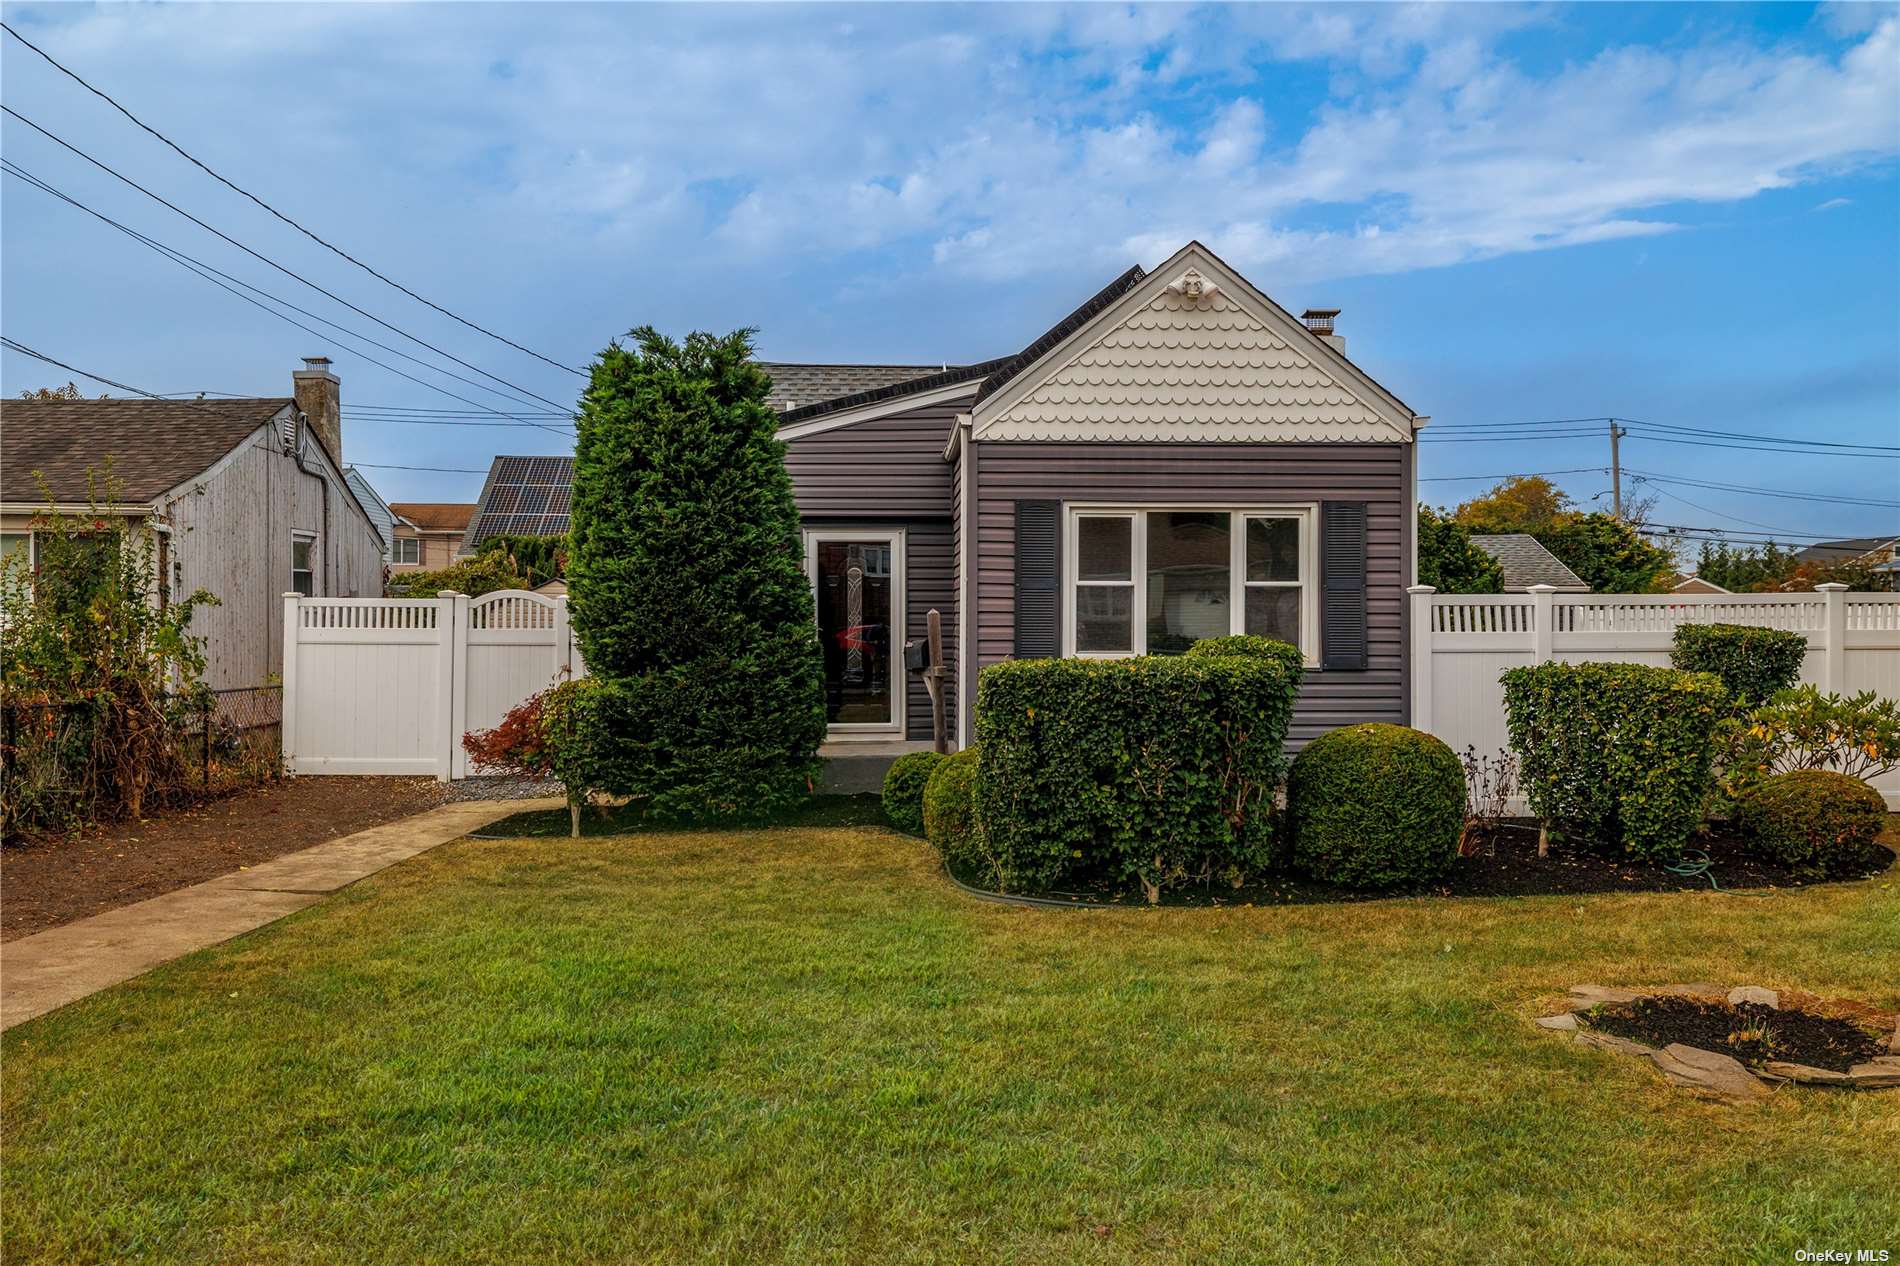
(1663, 848, 1776, 897)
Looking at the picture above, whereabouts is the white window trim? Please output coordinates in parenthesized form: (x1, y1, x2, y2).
(291, 530, 318, 597)
(803, 527, 907, 736)
(1060, 504, 1319, 666)
(392, 536, 421, 566)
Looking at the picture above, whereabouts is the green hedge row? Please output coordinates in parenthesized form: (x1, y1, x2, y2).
(1501, 661, 1727, 860)
(973, 639, 1303, 898)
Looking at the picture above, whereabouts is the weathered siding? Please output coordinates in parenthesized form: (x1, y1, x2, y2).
(969, 441, 1410, 746)
(165, 426, 386, 690)
(782, 399, 961, 741)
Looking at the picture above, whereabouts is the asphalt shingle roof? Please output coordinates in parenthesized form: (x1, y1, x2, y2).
(757, 363, 948, 412)
(390, 502, 475, 532)
(1469, 534, 1591, 592)
(0, 397, 291, 505)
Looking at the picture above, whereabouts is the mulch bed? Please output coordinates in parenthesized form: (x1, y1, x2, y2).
(1, 777, 449, 941)
(1587, 995, 1891, 1073)
(945, 819, 1896, 908)
(476, 794, 891, 839)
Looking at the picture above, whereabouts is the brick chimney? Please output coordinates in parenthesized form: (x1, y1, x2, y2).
(292, 356, 341, 465)
(1301, 309, 1344, 355)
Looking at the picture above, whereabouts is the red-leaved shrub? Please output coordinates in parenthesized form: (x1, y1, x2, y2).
(461, 689, 553, 778)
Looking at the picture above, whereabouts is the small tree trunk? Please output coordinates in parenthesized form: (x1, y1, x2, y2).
(569, 793, 582, 839)
(1537, 822, 1549, 859)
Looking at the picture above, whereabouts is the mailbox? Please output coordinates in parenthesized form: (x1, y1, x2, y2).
(903, 640, 927, 672)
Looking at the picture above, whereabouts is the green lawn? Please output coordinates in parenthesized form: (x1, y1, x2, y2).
(4, 825, 1898, 1265)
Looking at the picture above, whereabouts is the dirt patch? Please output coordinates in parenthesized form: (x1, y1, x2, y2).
(1588, 995, 1890, 1073)
(1, 777, 448, 941)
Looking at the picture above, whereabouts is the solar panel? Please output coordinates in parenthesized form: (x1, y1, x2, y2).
(468, 455, 575, 543)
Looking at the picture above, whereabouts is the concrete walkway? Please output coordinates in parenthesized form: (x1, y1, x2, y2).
(1, 796, 562, 1031)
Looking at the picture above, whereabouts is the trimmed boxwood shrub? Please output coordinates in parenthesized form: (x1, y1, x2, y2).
(882, 751, 945, 837)
(1670, 623, 1807, 710)
(974, 649, 1303, 899)
(1500, 661, 1727, 860)
(1182, 635, 1305, 670)
(923, 748, 984, 875)
(1735, 770, 1885, 872)
(565, 327, 826, 824)
(1287, 724, 1465, 888)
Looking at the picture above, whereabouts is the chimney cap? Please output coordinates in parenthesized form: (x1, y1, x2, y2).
(298, 355, 335, 373)
(1300, 308, 1340, 335)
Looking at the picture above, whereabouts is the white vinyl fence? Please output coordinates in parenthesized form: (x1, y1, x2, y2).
(282, 590, 584, 780)
(1410, 582, 1900, 806)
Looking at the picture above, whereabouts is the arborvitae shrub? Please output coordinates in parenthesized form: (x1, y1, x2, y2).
(564, 328, 826, 822)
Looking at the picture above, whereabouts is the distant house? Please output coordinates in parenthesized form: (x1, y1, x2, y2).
(1469, 534, 1591, 592)
(0, 358, 385, 689)
(344, 467, 398, 562)
(1670, 575, 1731, 595)
(463, 242, 1432, 750)
(388, 502, 475, 573)
(1793, 536, 1900, 567)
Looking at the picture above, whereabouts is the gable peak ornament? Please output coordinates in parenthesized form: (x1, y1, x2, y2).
(1166, 268, 1218, 302)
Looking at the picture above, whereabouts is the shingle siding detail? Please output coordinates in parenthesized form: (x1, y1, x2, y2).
(971, 442, 1409, 747)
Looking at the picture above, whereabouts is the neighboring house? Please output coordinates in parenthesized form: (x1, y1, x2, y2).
(465, 242, 1429, 750)
(1793, 536, 1900, 567)
(1469, 534, 1591, 593)
(0, 358, 385, 689)
(388, 502, 475, 572)
(1670, 575, 1731, 595)
(344, 466, 398, 562)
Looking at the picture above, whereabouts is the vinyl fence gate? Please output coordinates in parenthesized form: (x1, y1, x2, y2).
(282, 590, 584, 781)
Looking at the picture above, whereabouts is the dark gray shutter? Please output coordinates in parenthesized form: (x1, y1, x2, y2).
(1320, 501, 1368, 671)
(1014, 499, 1061, 659)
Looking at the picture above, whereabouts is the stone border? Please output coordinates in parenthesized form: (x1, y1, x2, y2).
(1537, 983, 1900, 1101)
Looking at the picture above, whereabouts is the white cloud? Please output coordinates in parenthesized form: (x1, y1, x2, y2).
(1816, 197, 1855, 210)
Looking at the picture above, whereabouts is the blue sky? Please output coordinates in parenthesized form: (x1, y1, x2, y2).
(3, 2, 1895, 545)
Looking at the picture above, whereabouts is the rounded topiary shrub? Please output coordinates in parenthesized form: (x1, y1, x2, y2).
(1735, 770, 1885, 873)
(882, 751, 945, 837)
(923, 748, 984, 872)
(1287, 724, 1466, 888)
(1670, 623, 1807, 710)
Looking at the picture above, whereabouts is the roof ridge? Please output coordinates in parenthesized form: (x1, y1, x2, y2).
(971, 264, 1148, 406)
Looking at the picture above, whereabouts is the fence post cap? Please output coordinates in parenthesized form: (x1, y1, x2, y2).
(1527, 584, 1560, 594)
(436, 590, 464, 598)
(1814, 582, 1850, 592)
(281, 591, 302, 599)
(1406, 584, 1437, 594)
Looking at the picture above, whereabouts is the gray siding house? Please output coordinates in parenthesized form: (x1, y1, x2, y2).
(464, 242, 1428, 748)
(0, 358, 387, 689)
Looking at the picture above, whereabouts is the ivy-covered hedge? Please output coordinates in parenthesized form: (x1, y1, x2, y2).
(1287, 724, 1466, 888)
(1500, 661, 1726, 860)
(882, 750, 944, 837)
(1670, 623, 1806, 710)
(973, 647, 1303, 899)
(1734, 770, 1885, 873)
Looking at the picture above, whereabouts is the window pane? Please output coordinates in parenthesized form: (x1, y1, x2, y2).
(1075, 586, 1133, 653)
(293, 539, 312, 569)
(1146, 511, 1230, 655)
(1245, 586, 1301, 648)
(1246, 517, 1300, 582)
(1076, 517, 1132, 582)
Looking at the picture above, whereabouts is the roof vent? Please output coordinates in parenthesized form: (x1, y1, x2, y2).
(1300, 309, 1339, 336)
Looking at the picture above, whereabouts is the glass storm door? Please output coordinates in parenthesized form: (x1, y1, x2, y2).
(809, 533, 902, 732)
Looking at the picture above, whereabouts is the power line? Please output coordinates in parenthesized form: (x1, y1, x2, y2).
(2, 160, 571, 433)
(1, 105, 574, 414)
(350, 462, 493, 474)
(1638, 484, 1814, 539)
(1417, 466, 1607, 482)
(1428, 414, 1899, 453)
(1, 20, 584, 378)
(1623, 467, 1899, 509)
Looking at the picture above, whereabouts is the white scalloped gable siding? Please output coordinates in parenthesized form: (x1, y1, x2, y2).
(982, 289, 1403, 443)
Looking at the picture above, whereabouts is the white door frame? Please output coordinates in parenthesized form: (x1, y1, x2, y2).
(804, 527, 906, 737)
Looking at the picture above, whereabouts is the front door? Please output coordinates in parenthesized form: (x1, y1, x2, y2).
(807, 532, 903, 733)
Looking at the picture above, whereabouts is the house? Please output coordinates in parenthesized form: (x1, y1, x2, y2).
(388, 502, 475, 573)
(0, 358, 385, 689)
(344, 467, 399, 563)
(1469, 534, 1591, 593)
(467, 242, 1428, 750)
(1793, 536, 1900, 567)
(1670, 575, 1731, 595)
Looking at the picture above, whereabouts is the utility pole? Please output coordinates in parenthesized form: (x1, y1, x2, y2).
(1608, 418, 1627, 521)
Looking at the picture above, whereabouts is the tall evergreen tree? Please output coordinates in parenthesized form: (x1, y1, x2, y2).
(567, 327, 826, 820)
(1417, 506, 1504, 593)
